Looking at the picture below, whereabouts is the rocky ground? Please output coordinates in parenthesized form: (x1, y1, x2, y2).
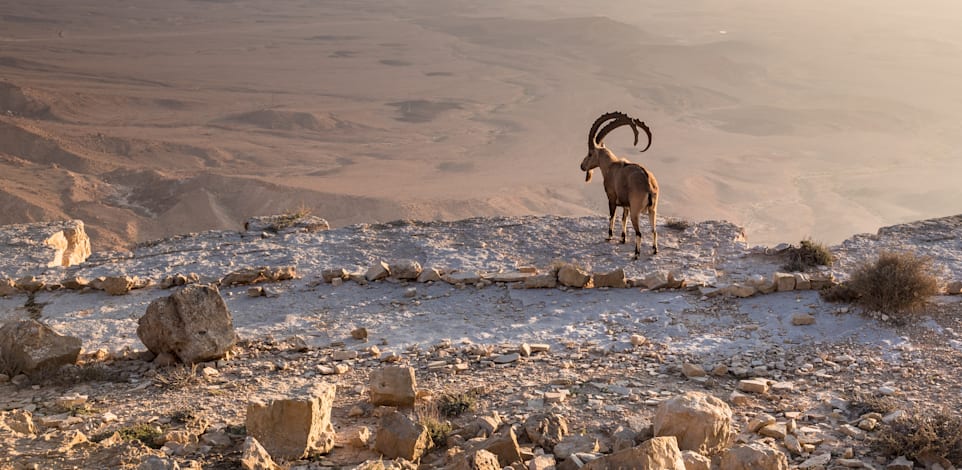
(1, 214, 961, 469)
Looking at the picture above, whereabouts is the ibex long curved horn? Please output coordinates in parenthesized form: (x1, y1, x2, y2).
(588, 111, 630, 151)
(596, 115, 652, 152)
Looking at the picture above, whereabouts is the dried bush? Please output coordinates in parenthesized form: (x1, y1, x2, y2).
(819, 283, 861, 304)
(872, 408, 962, 463)
(417, 401, 453, 448)
(784, 239, 834, 272)
(437, 390, 478, 418)
(154, 363, 200, 389)
(664, 218, 691, 231)
(848, 251, 940, 318)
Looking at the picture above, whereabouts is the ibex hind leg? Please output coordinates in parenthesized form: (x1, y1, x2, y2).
(649, 204, 658, 255)
(620, 207, 629, 244)
(630, 207, 642, 260)
(606, 202, 617, 241)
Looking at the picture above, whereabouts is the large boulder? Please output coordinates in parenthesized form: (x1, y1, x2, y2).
(719, 442, 789, 470)
(374, 411, 430, 461)
(653, 391, 733, 455)
(245, 383, 336, 460)
(582, 436, 685, 470)
(447, 449, 501, 470)
(137, 284, 237, 364)
(389, 260, 422, 280)
(44, 220, 91, 268)
(523, 412, 568, 450)
(593, 268, 627, 288)
(0, 319, 81, 374)
(369, 366, 417, 407)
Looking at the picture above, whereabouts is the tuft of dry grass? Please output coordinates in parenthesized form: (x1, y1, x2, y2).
(417, 401, 452, 448)
(154, 363, 200, 389)
(784, 238, 834, 272)
(848, 251, 940, 320)
(663, 218, 691, 231)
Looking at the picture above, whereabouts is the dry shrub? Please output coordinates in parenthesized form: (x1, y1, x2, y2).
(784, 238, 834, 272)
(154, 363, 200, 389)
(873, 408, 962, 463)
(664, 218, 691, 231)
(820, 283, 861, 304)
(437, 390, 478, 418)
(417, 400, 452, 448)
(848, 251, 939, 318)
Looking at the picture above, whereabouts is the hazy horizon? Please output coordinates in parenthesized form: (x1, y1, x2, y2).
(2, 0, 961, 249)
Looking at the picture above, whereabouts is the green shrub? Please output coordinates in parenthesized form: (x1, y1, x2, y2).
(848, 251, 939, 318)
(784, 239, 834, 272)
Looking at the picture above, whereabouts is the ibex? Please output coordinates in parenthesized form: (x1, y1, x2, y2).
(580, 111, 659, 259)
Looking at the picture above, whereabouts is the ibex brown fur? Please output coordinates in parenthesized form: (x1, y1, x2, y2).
(580, 111, 659, 259)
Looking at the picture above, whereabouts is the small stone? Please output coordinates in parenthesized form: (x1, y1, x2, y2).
(886, 456, 914, 470)
(773, 272, 796, 291)
(737, 379, 769, 394)
(748, 414, 776, 433)
(247, 287, 264, 297)
(365, 261, 391, 281)
(351, 328, 368, 341)
(729, 391, 751, 406)
(403, 287, 417, 298)
(791, 313, 816, 326)
(858, 418, 878, 431)
(798, 453, 832, 469)
(493, 353, 520, 364)
(682, 363, 706, 378)
(758, 423, 787, 439)
(630, 335, 647, 346)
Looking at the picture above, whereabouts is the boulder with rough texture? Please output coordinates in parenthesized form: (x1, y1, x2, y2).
(321, 268, 349, 283)
(0, 319, 82, 374)
(582, 436, 685, 470)
(369, 366, 417, 406)
(524, 412, 568, 450)
(137, 284, 237, 364)
(593, 268, 627, 288)
(557, 264, 592, 288)
(719, 442, 789, 470)
(0, 278, 16, 297)
(683, 450, 712, 470)
(374, 411, 430, 461)
(389, 259, 422, 280)
(245, 383, 336, 460)
(417, 268, 442, 283)
(447, 449, 502, 470)
(244, 214, 330, 234)
(366, 261, 391, 281)
(240, 436, 280, 470)
(221, 266, 297, 286)
(1, 409, 38, 436)
(474, 427, 523, 466)
(524, 273, 557, 289)
(653, 391, 733, 455)
(773, 272, 796, 291)
(40, 220, 91, 268)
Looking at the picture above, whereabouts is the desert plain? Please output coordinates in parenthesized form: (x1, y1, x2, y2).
(2, 0, 962, 249)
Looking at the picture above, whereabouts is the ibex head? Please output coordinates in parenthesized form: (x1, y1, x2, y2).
(580, 111, 651, 182)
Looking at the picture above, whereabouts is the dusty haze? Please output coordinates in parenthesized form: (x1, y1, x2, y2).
(2, 0, 961, 249)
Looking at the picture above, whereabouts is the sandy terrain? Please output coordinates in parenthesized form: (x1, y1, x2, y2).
(2, 0, 962, 250)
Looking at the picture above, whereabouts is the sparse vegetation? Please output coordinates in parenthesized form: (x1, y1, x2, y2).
(664, 218, 691, 231)
(872, 407, 962, 463)
(437, 390, 479, 417)
(847, 251, 940, 319)
(119, 424, 165, 448)
(417, 401, 453, 448)
(784, 238, 834, 272)
(154, 363, 200, 389)
(269, 205, 312, 232)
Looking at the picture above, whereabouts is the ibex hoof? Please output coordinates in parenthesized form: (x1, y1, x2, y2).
(652, 247, 659, 255)
(620, 239, 627, 245)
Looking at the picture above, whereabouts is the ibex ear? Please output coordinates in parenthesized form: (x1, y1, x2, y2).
(585, 170, 593, 183)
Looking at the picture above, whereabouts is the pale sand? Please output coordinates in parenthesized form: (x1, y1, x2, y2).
(2, 0, 961, 250)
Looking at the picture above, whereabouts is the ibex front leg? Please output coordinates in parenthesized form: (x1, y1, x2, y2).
(620, 207, 629, 244)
